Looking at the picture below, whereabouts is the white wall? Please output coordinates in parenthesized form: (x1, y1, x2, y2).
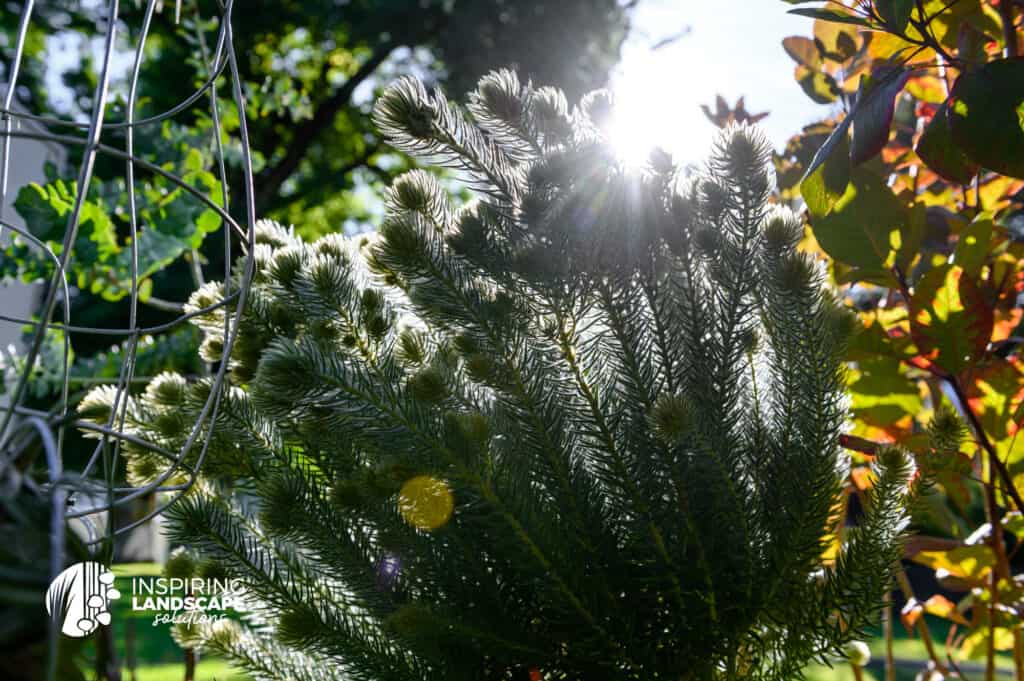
(0, 108, 64, 356)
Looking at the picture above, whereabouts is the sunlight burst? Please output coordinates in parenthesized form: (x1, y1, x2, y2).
(606, 70, 667, 168)
(606, 53, 710, 168)
(607, 107, 662, 168)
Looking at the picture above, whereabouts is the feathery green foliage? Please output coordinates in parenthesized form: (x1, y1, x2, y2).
(80, 69, 917, 681)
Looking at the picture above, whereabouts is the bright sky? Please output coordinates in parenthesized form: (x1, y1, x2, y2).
(611, 0, 829, 165)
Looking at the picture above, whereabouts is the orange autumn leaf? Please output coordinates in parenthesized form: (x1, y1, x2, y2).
(928, 594, 968, 624)
(992, 308, 1023, 343)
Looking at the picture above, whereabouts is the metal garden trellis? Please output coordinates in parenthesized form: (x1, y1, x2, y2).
(0, 0, 257, 673)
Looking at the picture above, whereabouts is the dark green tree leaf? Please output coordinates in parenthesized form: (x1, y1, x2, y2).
(850, 66, 910, 165)
(13, 181, 77, 243)
(876, 0, 914, 31)
(952, 214, 991, 278)
(916, 100, 979, 184)
(800, 66, 910, 182)
(787, 7, 873, 27)
(948, 58, 1024, 179)
(801, 114, 854, 182)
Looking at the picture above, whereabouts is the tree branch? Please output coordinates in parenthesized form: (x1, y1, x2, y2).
(946, 375, 1024, 515)
(998, 0, 1020, 57)
(254, 40, 400, 213)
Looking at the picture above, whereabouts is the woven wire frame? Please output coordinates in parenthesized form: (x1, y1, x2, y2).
(0, 0, 256, 574)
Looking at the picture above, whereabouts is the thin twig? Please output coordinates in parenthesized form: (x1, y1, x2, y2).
(947, 377, 1024, 516)
(998, 0, 1020, 57)
(141, 295, 185, 313)
(896, 568, 949, 674)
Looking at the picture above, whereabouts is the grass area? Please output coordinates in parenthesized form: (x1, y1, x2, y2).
(803, 618, 1015, 680)
(126, 659, 247, 681)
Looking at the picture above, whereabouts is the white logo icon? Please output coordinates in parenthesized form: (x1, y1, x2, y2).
(45, 562, 120, 638)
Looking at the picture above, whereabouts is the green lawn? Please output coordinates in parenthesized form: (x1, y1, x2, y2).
(804, 619, 1015, 681)
(128, 659, 247, 681)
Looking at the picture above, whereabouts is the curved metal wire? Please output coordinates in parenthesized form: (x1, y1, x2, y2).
(0, 0, 256, 574)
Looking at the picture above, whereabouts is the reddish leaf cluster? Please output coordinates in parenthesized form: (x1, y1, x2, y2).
(777, 0, 1024, 672)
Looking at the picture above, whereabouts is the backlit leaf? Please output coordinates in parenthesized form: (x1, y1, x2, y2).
(960, 627, 1016, 660)
(849, 358, 922, 434)
(952, 214, 992, 277)
(964, 358, 1024, 465)
(1002, 511, 1024, 537)
(909, 264, 993, 374)
(796, 65, 840, 104)
(807, 168, 906, 275)
(783, 36, 822, 68)
(814, 17, 861, 60)
(905, 75, 948, 105)
(800, 128, 850, 215)
(922, 0, 1001, 50)
(912, 545, 995, 582)
(900, 598, 923, 629)
(922, 594, 968, 625)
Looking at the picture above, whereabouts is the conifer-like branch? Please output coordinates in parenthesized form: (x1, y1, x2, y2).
(80, 70, 917, 681)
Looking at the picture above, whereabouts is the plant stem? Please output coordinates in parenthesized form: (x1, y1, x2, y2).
(946, 376, 1024, 515)
(884, 587, 896, 681)
(987, 476, 1024, 681)
(895, 569, 947, 674)
(1014, 630, 1024, 681)
(184, 648, 195, 681)
(189, 248, 205, 288)
(987, 565, 997, 681)
(999, 0, 1019, 57)
(143, 296, 185, 313)
(945, 372, 1024, 680)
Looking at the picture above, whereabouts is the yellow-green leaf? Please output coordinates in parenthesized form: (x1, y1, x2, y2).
(913, 545, 995, 582)
(808, 168, 905, 276)
(953, 214, 992, 278)
(909, 264, 993, 374)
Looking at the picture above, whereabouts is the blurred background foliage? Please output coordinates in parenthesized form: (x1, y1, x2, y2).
(1, 0, 632, 347)
(0, 0, 636, 430)
(763, 1, 1024, 678)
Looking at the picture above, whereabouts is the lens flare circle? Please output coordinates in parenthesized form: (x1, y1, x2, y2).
(398, 475, 454, 531)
